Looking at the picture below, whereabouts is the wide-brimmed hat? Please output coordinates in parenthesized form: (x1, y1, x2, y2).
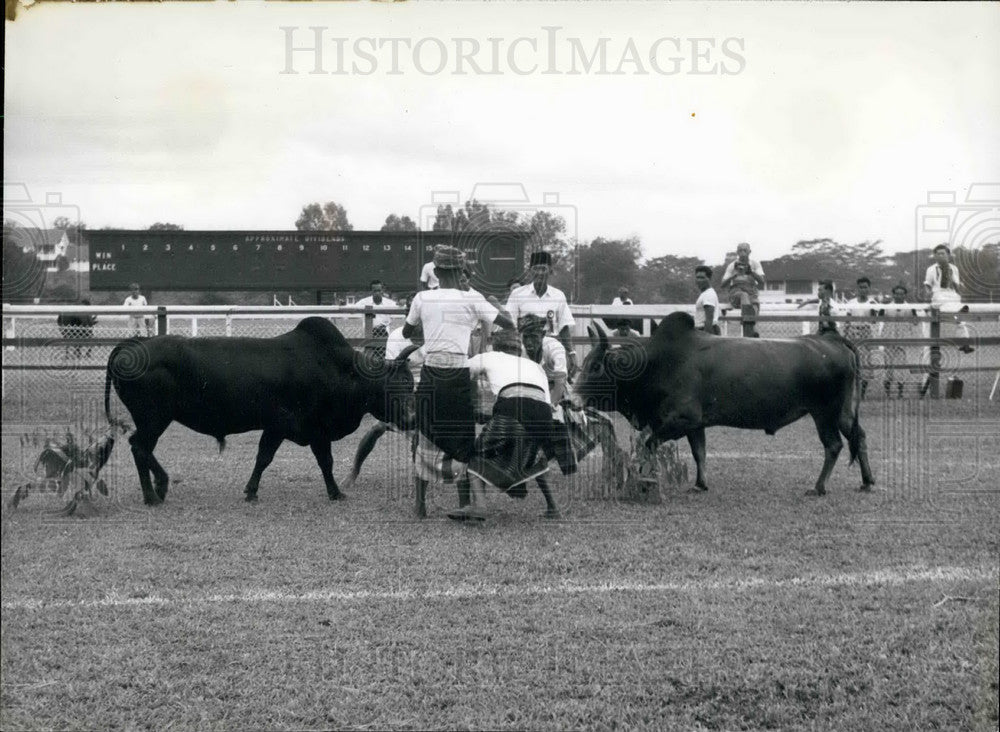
(529, 251, 552, 267)
(517, 314, 547, 333)
(433, 245, 466, 270)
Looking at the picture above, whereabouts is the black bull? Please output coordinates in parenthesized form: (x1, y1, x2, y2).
(104, 317, 419, 505)
(575, 313, 874, 495)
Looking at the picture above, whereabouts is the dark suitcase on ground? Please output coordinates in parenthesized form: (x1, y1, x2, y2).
(946, 378, 964, 399)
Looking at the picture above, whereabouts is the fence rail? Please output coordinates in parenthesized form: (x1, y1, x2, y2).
(4, 303, 999, 401)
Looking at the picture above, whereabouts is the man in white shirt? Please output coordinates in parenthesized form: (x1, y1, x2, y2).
(459, 329, 569, 521)
(518, 314, 569, 405)
(880, 283, 920, 399)
(419, 260, 439, 290)
(693, 266, 720, 335)
(922, 243, 973, 354)
(403, 246, 515, 517)
(611, 286, 633, 306)
(843, 276, 882, 398)
(354, 279, 397, 339)
(123, 282, 152, 337)
(505, 250, 578, 377)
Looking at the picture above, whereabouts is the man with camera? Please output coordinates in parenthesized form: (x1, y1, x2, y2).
(720, 243, 765, 337)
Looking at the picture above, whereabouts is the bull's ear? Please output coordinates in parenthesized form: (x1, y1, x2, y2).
(586, 325, 597, 344)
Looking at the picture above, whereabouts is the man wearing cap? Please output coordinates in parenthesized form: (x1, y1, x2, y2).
(518, 313, 569, 406)
(506, 251, 578, 378)
(403, 245, 515, 518)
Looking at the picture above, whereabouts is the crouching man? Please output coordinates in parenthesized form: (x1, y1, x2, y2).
(449, 330, 575, 522)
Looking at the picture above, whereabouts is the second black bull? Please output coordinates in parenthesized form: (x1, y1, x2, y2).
(104, 317, 419, 505)
(574, 313, 875, 495)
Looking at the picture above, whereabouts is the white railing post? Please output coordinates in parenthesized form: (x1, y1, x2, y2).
(191, 316, 198, 337)
(225, 314, 233, 337)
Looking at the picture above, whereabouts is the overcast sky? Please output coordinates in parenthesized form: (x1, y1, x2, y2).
(4, 1, 999, 263)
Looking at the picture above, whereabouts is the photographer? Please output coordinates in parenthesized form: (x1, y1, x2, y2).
(721, 243, 765, 337)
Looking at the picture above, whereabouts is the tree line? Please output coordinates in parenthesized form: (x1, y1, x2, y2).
(5, 203, 998, 304)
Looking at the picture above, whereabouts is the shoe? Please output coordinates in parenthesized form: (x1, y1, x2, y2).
(447, 506, 487, 522)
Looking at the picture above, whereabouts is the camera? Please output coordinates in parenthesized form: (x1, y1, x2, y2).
(915, 183, 1000, 299)
(3, 183, 84, 302)
(417, 183, 578, 294)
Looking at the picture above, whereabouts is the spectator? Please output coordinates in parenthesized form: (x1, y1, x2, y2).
(123, 283, 153, 337)
(693, 265, 720, 335)
(419, 259, 440, 290)
(721, 243, 765, 337)
(611, 286, 633, 306)
(355, 279, 397, 339)
(922, 244, 973, 354)
(799, 279, 841, 334)
(612, 319, 642, 340)
(880, 283, 919, 399)
(844, 276, 881, 398)
(57, 299, 97, 359)
(506, 251, 578, 379)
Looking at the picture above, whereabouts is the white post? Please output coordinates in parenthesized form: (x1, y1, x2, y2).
(225, 314, 233, 337)
(191, 317, 198, 337)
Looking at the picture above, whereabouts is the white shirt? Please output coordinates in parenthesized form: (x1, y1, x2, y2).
(419, 261, 439, 289)
(123, 294, 148, 322)
(722, 258, 765, 288)
(611, 297, 633, 306)
(406, 288, 498, 367)
(506, 283, 575, 336)
(384, 326, 425, 384)
(535, 335, 568, 382)
(844, 296, 880, 339)
(355, 295, 397, 329)
(924, 263, 963, 307)
(466, 351, 550, 402)
(694, 287, 720, 329)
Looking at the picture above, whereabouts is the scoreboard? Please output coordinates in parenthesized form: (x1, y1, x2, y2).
(87, 230, 526, 295)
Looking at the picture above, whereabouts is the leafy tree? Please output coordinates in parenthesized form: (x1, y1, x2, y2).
(2, 232, 47, 302)
(432, 205, 456, 232)
(148, 222, 185, 231)
(380, 214, 418, 232)
(295, 202, 353, 231)
(576, 236, 642, 304)
(763, 238, 892, 296)
(635, 254, 706, 303)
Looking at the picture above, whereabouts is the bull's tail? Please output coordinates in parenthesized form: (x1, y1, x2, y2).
(842, 335, 864, 466)
(104, 344, 131, 436)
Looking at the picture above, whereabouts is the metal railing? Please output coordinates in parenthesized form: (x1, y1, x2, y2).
(4, 303, 999, 401)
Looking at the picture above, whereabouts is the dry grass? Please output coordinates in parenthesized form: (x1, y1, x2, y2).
(2, 395, 998, 730)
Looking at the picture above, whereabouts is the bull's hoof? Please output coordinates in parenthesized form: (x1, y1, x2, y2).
(687, 484, 708, 493)
(804, 488, 826, 497)
(143, 496, 163, 506)
(859, 483, 875, 492)
(543, 509, 562, 520)
(244, 493, 259, 503)
(328, 491, 346, 501)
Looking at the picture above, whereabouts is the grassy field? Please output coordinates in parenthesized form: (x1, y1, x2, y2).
(2, 391, 998, 730)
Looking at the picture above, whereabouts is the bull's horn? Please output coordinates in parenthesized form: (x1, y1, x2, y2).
(589, 321, 609, 366)
(392, 343, 421, 366)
